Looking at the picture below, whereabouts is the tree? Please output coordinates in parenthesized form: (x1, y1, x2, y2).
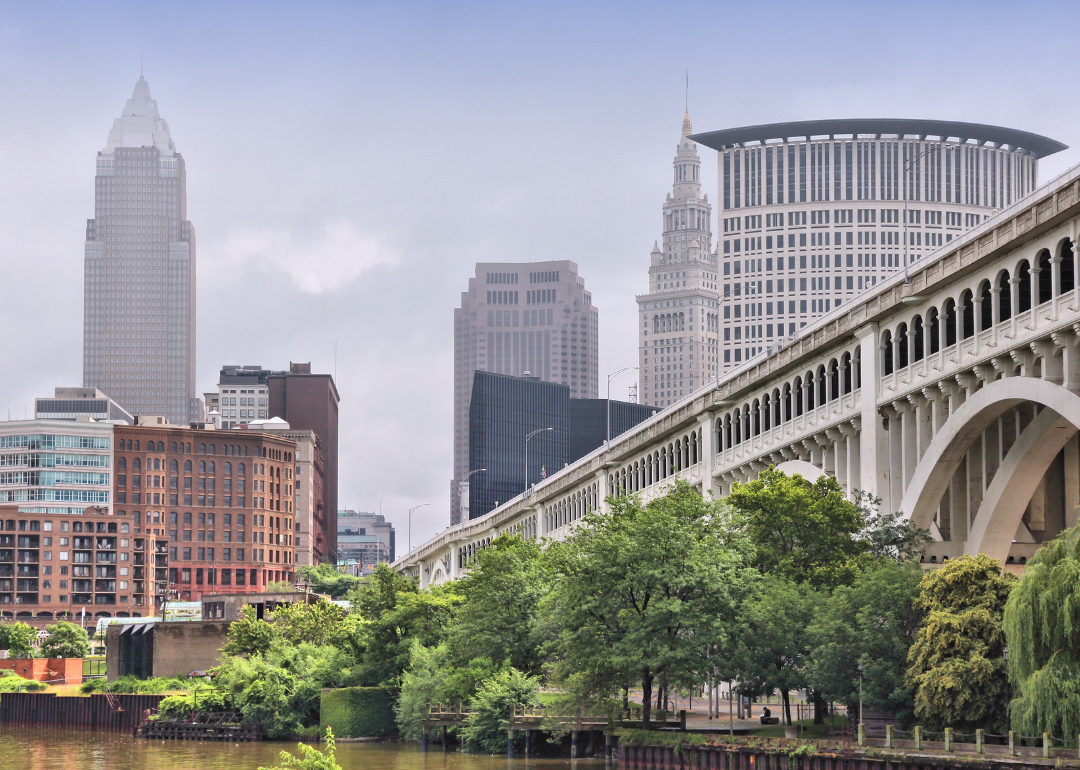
(0, 622, 36, 659)
(349, 564, 461, 685)
(1004, 528, 1080, 738)
(858, 492, 932, 563)
(447, 534, 545, 674)
(296, 564, 362, 599)
(222, 605, 276, 657)
(906, 554, 1014, 731)
(725, 468, 868, 589)
(272, 598, 361, 649)
(808, 559, 923, 725)
(395, 642, 451, 740)
(735, 578, 820, 725)
(460, 668, 540, 753)
(542, 480, 752, 727)
(39, 621, 90, 659)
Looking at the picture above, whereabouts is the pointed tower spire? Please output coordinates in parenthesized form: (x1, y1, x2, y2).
(682, 111, 692, 136)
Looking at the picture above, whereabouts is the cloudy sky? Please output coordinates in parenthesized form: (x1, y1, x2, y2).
(1, 0, 1079, 547)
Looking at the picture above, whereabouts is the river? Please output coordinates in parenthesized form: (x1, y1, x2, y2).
(0, 728, 599, 770)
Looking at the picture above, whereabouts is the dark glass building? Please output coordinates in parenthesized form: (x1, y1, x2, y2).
(568, 399, 660, 462)
(468, 372, 659, 520)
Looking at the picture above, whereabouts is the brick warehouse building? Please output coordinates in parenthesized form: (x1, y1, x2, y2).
(113, 423, 298, 602)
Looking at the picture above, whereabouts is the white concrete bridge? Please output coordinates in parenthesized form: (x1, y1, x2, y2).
(398, 162, 1080, 584)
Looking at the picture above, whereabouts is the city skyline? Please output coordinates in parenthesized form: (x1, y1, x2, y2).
(3, 1, 1080, 548)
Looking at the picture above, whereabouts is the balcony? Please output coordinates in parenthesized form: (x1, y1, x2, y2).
(17, 551, 39, 564)
(70, 593, 92, 604)
(15, 593, 38, 604)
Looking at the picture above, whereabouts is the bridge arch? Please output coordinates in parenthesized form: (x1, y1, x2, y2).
(899, 377, 1080, 561)
(773, 459, 826, 482)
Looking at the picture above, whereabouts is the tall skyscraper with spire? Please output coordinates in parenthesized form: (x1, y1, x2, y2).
(82, 77, 197, 424)
(636, 113, 721, 408)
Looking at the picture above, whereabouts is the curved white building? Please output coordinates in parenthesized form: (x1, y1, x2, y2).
(687, 118, 1066, 372)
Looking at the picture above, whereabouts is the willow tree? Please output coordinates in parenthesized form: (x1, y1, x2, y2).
(1004, 529, 1080, 737)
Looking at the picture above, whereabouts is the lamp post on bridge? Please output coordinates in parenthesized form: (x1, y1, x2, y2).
(903, 144, 955, 284)
(606, 367, 638, 450)
(458, 468, 486, 524)
(407, 503, 429, 557)
(524, 427, 553, 498)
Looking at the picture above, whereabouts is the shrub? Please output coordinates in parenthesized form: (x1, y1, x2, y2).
(258, 726, 342, 770)
(80, 675, 191, 694)
(157, 687, 233, 720)
(321, 686, 397, 738)
(0, 670, 47, 692)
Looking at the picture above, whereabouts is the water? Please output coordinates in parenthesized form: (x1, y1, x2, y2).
(0, 728, 599, 770)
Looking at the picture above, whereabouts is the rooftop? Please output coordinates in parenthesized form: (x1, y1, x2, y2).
(689, 118, 1067, 159)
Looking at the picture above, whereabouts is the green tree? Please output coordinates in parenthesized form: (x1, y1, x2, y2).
(460, 668, 540, 753)
(1004, 529, 1080, 737)
(807, 559, 923, 725)
(725, 468, 868, 589)
(296, 564, 362, 599)
(222, 605, 276, 657)
(447, 534, 545, 674)
(395, 642, 451, 740)
(0, 622, 36, 659)
(906, 554, 1014, 731)
(259, 727, 342, 770)
(39, 621, 90, 659)
(735, 577, 820, 724)
(350, 564, 461, 685)
(272, 598, 361, 649)
(542, 480, 752, 727)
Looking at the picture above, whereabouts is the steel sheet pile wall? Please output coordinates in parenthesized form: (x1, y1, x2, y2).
(0, 692, 165, 731)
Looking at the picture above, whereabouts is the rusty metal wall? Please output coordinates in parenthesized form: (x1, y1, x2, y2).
(0, 693, 165, 732)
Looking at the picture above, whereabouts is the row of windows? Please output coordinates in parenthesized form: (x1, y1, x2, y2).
(0, 471, 110, 487)
(486, 272, 518, 284)
(0, 453, 110, 469)
(723, 141, 1034, 210)
(0, 435, 109, 450)
(530, 271, 559, 283)
(117, 458, 275, 475)
(116, 439, 283, 459)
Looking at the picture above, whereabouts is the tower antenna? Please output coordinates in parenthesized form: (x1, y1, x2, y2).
(141, 47, 144, 78)
(685, 70, 688, 113)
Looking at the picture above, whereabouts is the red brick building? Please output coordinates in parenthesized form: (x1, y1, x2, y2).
(114, 423, 298, 601)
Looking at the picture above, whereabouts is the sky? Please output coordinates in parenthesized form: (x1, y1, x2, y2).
(2, 0, 1080, 548)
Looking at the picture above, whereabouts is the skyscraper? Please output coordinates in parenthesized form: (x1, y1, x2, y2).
(83, 77, 197, 425)
(687, 118, 1064, 372)
(636, 113, 721, 408)
(452, 261, 598, 524)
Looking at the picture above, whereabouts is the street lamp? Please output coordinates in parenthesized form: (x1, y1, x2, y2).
(524, 427, 553, 497)
(903, 144, 955, 283)
(407, 503, 429, 556)
(606, 367, 638, 450)
(458, 468, 486, 524)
